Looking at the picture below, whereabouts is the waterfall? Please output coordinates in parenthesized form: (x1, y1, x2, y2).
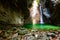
(39, 5, 44, 24)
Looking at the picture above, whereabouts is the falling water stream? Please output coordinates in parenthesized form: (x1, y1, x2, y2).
(39, 5, 44, 24)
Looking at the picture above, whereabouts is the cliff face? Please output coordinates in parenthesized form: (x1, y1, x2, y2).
(0, 0, 28, 25)
(45, 0, 60, 25)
